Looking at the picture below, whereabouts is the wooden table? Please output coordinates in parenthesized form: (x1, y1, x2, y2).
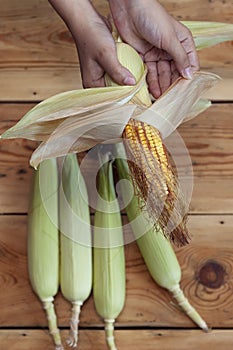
(0, 1, 232, 349)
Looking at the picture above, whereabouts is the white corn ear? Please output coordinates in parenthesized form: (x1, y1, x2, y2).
(93, 152, 125, 350)
(28, 158, 64, 350)
(59, 154, 92, 347)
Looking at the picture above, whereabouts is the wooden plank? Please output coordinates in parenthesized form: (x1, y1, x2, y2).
(1, 65, 232, 102)
(0, 0, 232, 101)
(0, 103, 232, 214)
(0, 68, 82, 102)
(1, 0, 233, 22)
(1, 329, 233, 350)
(160, 0, 233, 22)
(0, 103, 35, 122)
(179, 103, 233, 213)
(0, 214, 233, 327)
(199, 42, 233, 100)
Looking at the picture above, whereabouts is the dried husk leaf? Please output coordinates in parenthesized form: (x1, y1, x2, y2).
(30, 104, 136, 169)
(1, 84, 143, 141)
(183, 21, 233, 50)
(134, 71, 220, 138)
(183, 98, 212, 123)
(28, 68, 219, 169)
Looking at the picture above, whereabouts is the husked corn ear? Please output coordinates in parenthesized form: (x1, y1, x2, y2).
(114, 142, 208, 331)
(59, 154, 92, 348)
(106, 41, 190, 246)
(28, 158, 63, 350)
(93, 152, 125, 350)
(122, 118, 190, 246)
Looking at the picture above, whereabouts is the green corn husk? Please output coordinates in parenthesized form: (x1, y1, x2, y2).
(183, 21, 233, 50)
(28, 158, 64, 350)
(114, 142, 208, 331)
(93, 151, 125, 350)
(59, 154, 92, 347)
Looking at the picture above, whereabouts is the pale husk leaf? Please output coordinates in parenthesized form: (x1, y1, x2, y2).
(24, 71, 217, 167)
(183, 98, 211, 123)
(1, 84, 142, 141)
(183, 21, 233, 50)
(135, 71, 220, 138)
(30, 104, 136, 168)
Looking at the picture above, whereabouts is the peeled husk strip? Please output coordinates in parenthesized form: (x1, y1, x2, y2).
(30, 104, 136, 169)
(136, 71, 220, 139)
(1, 83, 144, 141)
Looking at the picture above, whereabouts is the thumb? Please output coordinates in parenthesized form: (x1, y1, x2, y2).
(98, 47, 136, 86)
(165, 36, 193, 80)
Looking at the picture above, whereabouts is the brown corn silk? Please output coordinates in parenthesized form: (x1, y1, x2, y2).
(122, 118, 190, 246)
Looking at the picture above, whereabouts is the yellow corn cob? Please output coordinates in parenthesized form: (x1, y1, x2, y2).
(106, 42, 190, 246)
(28, 158, 63, 350)
(122, 118, 189, 245)
(114, 142, 208, 331)
(59, 154, 92, 347)
(93, 152, 125, 350)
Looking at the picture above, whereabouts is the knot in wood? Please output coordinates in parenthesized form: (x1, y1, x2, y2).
(198, 260, 225, 289)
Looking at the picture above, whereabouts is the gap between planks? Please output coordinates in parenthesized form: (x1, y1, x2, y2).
(1, 329, 233, 350)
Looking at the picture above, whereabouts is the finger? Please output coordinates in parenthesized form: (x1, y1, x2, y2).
(173, 22, 200, 75)
(181, 35, 200, 72)
(171, 61, 180, 83)
(157, 60, 172, 94)
(79, 57, 106, 88)
(146, 61, 161, 99)
(144, 46, 171, 62)
(163, 33, 193, 80)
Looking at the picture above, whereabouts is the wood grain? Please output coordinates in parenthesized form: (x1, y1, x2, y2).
(0, 214, 233, 328)
(0, 1, 232, 347)
(179, 104, 233, 213)
(0, 0, 232, 101)
(1, 329, 233, 350)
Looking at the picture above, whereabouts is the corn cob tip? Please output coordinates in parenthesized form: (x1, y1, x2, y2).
(105, 319, 117, 350)
(66, 301, 83, 348)
(199, 320, 209, 333)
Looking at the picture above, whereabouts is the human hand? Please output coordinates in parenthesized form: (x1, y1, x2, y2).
(49, 0, 136, 88)
(108, 0, 200, 98)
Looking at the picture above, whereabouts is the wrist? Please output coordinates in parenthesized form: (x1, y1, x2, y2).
(49, 0, 100, 38)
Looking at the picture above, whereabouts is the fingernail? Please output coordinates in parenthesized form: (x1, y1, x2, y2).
(182, 67, 193, 80)
(123, 76, 136, 85)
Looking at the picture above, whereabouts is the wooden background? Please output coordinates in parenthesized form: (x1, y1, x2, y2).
(0, 0, 233, 349)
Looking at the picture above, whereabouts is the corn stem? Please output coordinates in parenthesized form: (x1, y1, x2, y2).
(42, 298, 64, 350)
(105, 319, 117, 350)
(66, 301, 83, 347)
(170, 284, 209, 332)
